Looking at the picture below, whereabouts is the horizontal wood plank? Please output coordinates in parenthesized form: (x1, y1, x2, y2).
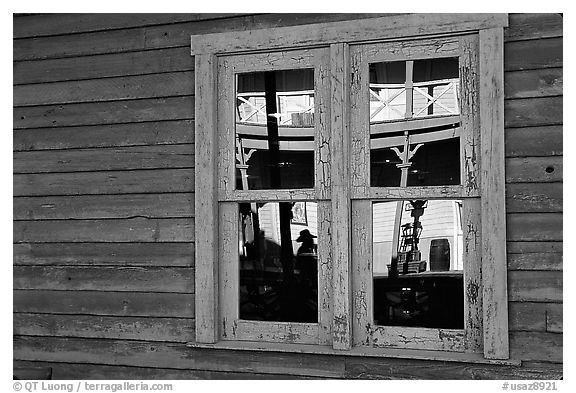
(504, 68, 562, 99)
(14, 266, 194, 293)
(14, 169, 194, 196)
(508, 270, 562, 302)
(14, 193, 194, 220)
(14, 96, 194, 129)
(509, 302, 562, 332)
(13, 13, 247, 38)
(14, 313, 194, 343)
(505, 13, 563, 42)
(506, 183, 562, 213)
(14, 72, 193, 107)
(13, 360, 320, 380)
(506, 213, 562, 241)
(13, 290, 194, 317)
(14, 48, 194, 85)
(344, 355, 561, 379)
(14, 120, 195, 151)
(508, 252, 563, 271)
(13, 242, 194, 266)
(13, 14, 392, 61)
(504, 37, 562, 71)
(509, 331, 562, 363)
(14, 218, 194, 243)
(505, 156, 563, 183)
(504, 96, 563, 128)
(507, 241, 563, 254)
(13, 336, 346, 377)
(505, 126, 562, 157)
(14, 144, 194, 174)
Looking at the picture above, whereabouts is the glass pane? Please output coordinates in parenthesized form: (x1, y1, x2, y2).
(372, 200, 464, 329)
(369, 58, 461, 187)
(236, 69, 315, 190)
(239, 201, 318, 322)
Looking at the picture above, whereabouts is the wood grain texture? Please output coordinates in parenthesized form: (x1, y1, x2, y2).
(330, 43, 352, 350)
(504, 96, 563, 128)
(14, 169, 194, 196)
(14, 313, 194, 342)
(14, 266, 194, 293)
(508, 270, 562, 302)
(14, 193, 194, 220)
(504, 37, 562, 71)
(509, 302, 562, 332)
(505, 157, 562, 183)
(14, 14, 394, 61)
(508, 252, 562, 271)
(14, 96, 194, 129)
(509, 331, 562, 362)
(343, 356, 561, 379)
(13, 13, 246, 38)
(505, 126, 562, 157)
(505, 13, 563, 42)
(506, 213, 562, 241)
(504, 68, 562, 99)
(506, 183, 562, 213)
(14, 218, 194, 243)
(13, 361, 321, 380)
(14, 48, 194, 85)
(13, 336, 346, 377)
(507, 241, 562, 254)
(13, 120, 195, 151)
(14, 72, 193, 107)
(14, 145, 194, 174)
(13, 242, 194, 266)
(14, 290, 194, 317)
(191, 14, 507, 54)
(479, 27, 508, 360)
(194, 53, 218, 343)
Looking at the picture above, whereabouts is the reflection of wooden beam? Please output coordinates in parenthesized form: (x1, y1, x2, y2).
(237, 123, 314, 138)
(370, 114, 460, 135)
(371, 127, 461, 149)
(240, 139, 314, 151)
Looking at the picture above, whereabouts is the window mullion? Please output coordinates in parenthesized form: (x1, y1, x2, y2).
(330, 42, 353, 350)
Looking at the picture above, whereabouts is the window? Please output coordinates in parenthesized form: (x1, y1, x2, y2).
(193, 14, 509, 360)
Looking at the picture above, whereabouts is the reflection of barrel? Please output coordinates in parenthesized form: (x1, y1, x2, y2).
(429, 239, 450, 271)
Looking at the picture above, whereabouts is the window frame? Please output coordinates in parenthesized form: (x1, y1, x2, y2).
(349, 35, 482, 353)
(217, 48, 333, 345)
(192, 13, 509, 360)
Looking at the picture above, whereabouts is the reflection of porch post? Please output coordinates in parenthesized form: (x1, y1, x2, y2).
(390, 60, 414, 277)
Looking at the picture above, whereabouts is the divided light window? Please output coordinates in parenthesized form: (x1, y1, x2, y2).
(193, 14, 509, 360)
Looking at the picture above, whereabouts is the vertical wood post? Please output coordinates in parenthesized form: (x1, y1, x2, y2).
(479, 27, 509, 359)
(194, 53, 219, 343)
(330, 43, 352, 350)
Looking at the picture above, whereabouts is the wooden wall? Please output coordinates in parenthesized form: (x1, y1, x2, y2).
(13, 13, 562, 379)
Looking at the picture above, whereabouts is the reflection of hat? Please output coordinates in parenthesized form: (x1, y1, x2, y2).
(296, 229, 317, 242)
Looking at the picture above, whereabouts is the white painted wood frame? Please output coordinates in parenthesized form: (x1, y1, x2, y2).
(192, 13, 508, 360)
(217, 47, 332, 345)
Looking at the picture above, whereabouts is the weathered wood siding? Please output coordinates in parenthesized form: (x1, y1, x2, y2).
(13, 13, 562, 379)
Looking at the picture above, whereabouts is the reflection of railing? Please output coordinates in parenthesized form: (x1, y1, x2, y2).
(370, 78, 460, 121)
(237, 91, 314, 125)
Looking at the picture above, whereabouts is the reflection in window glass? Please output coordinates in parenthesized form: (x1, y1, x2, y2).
(239, 201, 318, 322)
(369, 58, 461, 187)
(236, 69, 315, 190)
(372, 200, 464, 329)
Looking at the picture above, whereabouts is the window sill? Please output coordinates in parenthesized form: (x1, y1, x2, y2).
(187, 340, 521, 366)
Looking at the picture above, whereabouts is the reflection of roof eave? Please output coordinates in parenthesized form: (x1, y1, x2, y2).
(370, 114, 460, 135)
(371, 126, 462, 149)
(239, 139, 314, 151)
(237, 122, 314, 138)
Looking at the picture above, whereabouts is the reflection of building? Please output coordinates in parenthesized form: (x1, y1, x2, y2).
(373, 200, 463, 275)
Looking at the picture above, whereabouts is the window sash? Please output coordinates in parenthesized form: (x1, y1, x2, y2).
(216, 48, 333, 345)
